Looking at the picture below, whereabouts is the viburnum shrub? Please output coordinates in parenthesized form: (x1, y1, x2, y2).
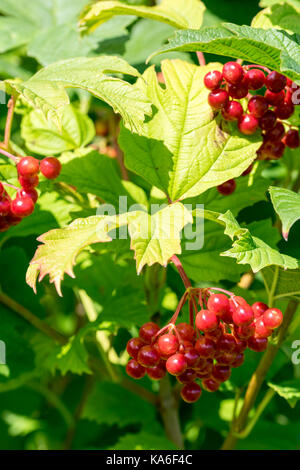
(0, 0, 300, 453)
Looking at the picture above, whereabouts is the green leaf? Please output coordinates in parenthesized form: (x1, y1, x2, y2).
(21, 104, 95, 155)
(261, 265, 300, 301)
(268, 380, 300, 407)
(119, 60, 261, 201)
(3, 56, 152, 134)
(260, 0, 300, 9)
(252, 3, 300, 34)
(79, 0, 206, 32)
(269, 186, 300, 241)
(149, 23, 300, 84)
(111, 431, 175, 450)
(219, 210, 300, 272)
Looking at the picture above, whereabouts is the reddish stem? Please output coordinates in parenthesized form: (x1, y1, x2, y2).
(196, 52, 206, 66)
(169, 291, 189, 324)
(189, 298, 194, 326)
(208, 287, 234, 297)
(171, 255, 191, 289)
(4, 96, 16, 150)
(0, 147, 18, 163)
(244, 64, 270, 74)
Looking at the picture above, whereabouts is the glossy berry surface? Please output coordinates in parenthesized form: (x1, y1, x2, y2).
(147, 363, 166, 380)
(17, 156, 39, 177)
(177, 369, 197, 384)
(217, 179, 236, 196)
(255, 318, 272, 338)
(238, 114, 259, 135)
(126, 359, 146, 379)
(275, 102, 294, 119)
(202, 378, 220, 392)
(248, 95, 268, 118)
(248, 336, 268, 352)
(252, 302, 268, 318)
(139, 322, 159, 343)
(207, 294, 230, 316)
(222, 62, 244, 84)
(245, 69, 265, 90)
(40, 157, 62, 179)
(19, 174, 39, 189)
(208, 89, 229, 109)
(212, 364, 231, 382)
(259, 110, 277, 131)
(137, 345, 160, 367)
(17, 188, 38, 204)
(195, 337, 215, 358)
(126, 337, 144, 359)
(181, 382, 202, 403)
(265, 71, 287, 93)
(11, 197, 35, 217)
(0, 197, 11, 216)
(263, 308, 283, 329)
(196, 310, 219, 332)
(204, 70, 222, 90)
(264, 89, 285, 107)
(176, 323, 195, 342)
(283, 129, 300, 148)
(232, 304, 254, 326)
(166, 353, 187, 376)
(222, 100, 243, 121)
(157, 334, 179, 357)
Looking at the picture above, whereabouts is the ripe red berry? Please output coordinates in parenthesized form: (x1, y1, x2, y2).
(207, 294, 230, 316)
(202, 378, 220, 392)
(232, 304, 254, 326)
(40, 157, 61, 179)
(17, 188, 38, 204)
(0, 182, 4, 197)
(181, 382, 202, 403)
(255, 318, 272, 338)
(218, 333, 237, 352)
(195, 336, 215, 358)
(248, 336, 268, 352)
(231, 352, 245, 368)
(183, 347, 200, 367)
(126, 337, 144, 359)
(212, 364, 231, 382)
(265, 122, 285, 141)
(266, 71, 287, 93)
(275, 101, 294, 119)
(17, 156, 39, 177)
(139, 322, 159, 343)
(248, 95, 268, 118)
(242, 164, 253, 176)
(234, 322, 255, 340)
(157, 334, 179, 357)
(205, 325, 223, 341)
(19, 174, 39, 189)
(204, 70, 223, 90)
(222, 62, 244, 84)
(259, 110, 277, 131)
(126, 359, 146, 379)
(11, 197, 35, 217)
(0, 197, 11, 216)
(208, 89, 229, 109)
(177, 368, 197, 384)
(176, 323, 195, 342)
(252, 302, 268, 318)
(264, 89, 285, 107)
(263, 308, 283, 329)
(238, 114, 259, 135)
(137, 345, 160, 367)
(147, 363, 166, 380)
(245, 69, 265, 90)
(5, 212, 22, 226)
(166, 353, 187, 376)
(221, 100, 244, 121)
(196, 310, 219, 332)
(217, 179, 236, 196)
(216, 351, 237, 365)
(283, 129, 300, 148)
(228, 81, 248, 99)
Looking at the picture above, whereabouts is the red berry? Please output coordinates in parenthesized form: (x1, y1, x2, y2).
(275, 102, 294, 119)
(216, 351, 237, 365)
(126, 337, 144, 359)
(181, 382, 202, 403)
(204, 70, 222, 90)
(248, 336, 268, 352)
(234, 322, 255, 340)
(177, 368, 197, 384)
(264, 89, 285, 107)
(245, 69, 265, 90)
(183, 347, 200, 367)
(0, 197, 11, 216)
(255, 318, 272, 338)
(238, 114, 259, 135)
(157, 334, 179, 357)
(212, 364, 231, 382)
(139, 322, 159, 343)
(263, 308, 283, 329)
(248, 95, 268, 118)
(259, 110, 277, 131)
(202, 378, 220, 392)
(222, 100, 244, 121)
(17, 156, 39, 177)
(283, 129, 300, 148)
(207, 293, 230, 316)
(231, 352, 244, 368)
(232, 304, 254, 326)
(17, 188, 38, 204)
(265, 122, 285, 141)
(218, 333, 237, 352)
(19, 174, 39, 189)
(166, 353, 187, 376)
(205, 325, 223, 342)
(126, 359, 146, 379)
(196, 310, 219, 332)
(208, 89, 229, 109)
(5, 212, 22, 226)
(242, 164, 253, 176)
(252, 302, 268, 318)
(11, 197, 35, 217)
(40, 157, 61, 179)
(137, 345, 160, 367)
(176, 323, 195, 342)
(228, 81, 248, 99)
(195, 336, 215, 358)
(266, 71, 287, 93)
(217, 179, 236, 196)
(222, 62, 244, 84)
(147, 363, 166, 380)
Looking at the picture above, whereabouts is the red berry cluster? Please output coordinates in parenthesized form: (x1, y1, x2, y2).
(0, 156, 61, 232)
(126, 291, 283, 404)
(204, 63, 300, 196)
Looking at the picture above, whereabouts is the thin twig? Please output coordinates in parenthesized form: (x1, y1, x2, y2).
(4, 96, 16, 150)
(158, 375, 184, 449)
(171, 255, 191, 289)
(196, 52, 206, 66)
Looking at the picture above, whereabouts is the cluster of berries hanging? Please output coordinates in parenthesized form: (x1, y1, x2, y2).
(204, 62, 300, 196)
(126, 288, 283, 404)
(0, 156, 61, 232)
